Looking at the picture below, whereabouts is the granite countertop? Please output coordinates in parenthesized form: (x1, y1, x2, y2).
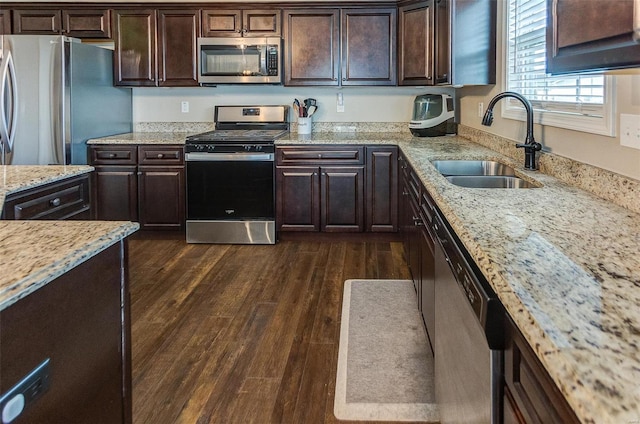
(0, 220, 139, 311)
(89, 130, 640, 422)
(0, 165, 139, 311)
(87, 132, 194, 145)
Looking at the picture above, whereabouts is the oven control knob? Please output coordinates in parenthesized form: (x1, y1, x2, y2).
(256, 145, 262, 151)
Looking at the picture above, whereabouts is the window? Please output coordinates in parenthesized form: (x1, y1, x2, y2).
(504, 0, 615, 136)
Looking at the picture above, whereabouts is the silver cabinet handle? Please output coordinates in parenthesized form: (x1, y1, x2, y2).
(0, 50, 18, 156)
(49, 198, 61, 207)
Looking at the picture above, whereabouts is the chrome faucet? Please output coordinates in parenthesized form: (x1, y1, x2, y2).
(481, 92, 542, 170)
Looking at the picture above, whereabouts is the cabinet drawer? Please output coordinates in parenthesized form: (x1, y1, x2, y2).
(3, 175, 91, 220)
(138, 146, 184, 165)
(89, 146, 137, 165)
(276, 146, 364, 165)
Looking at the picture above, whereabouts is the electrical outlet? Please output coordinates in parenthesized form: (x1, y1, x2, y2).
(181, 101, 189, 113)
(337, 93, 345, 113)
(478, 102, 484, 118)
(620, 113, 640, 149)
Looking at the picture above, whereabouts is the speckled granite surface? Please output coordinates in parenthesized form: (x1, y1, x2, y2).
(0, 165, 94, 211)
(87, 132, 194, 145)
(0, 220, 139, 311)
(88, 126, 640, 423)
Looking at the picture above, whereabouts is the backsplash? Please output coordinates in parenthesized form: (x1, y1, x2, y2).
(459, 125, 640, 215)
(135, 121, 411, 133)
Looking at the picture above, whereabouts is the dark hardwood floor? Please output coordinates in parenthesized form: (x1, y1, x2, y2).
(128, 234, 413, 424)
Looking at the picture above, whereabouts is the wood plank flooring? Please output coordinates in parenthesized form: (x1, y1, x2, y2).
(128, 235, 415, 424)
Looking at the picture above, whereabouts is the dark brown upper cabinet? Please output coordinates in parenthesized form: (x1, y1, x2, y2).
(0, 10, 10, 34)
(398, 0, 496, 86)
(546, 0, 640, 74)
(341, 8, 397, 86)
(158, 9, 201, 86)
(113, 8, 200, 87)
(202, 9, 280, 37)
(113, 9, 157, 87)
(283, 9, 340, 86)
(11, 8, 110, 38)
(398, 1, 434, 85)
(284, 7, 396, 86)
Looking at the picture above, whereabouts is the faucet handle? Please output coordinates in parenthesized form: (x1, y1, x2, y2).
(516, 142, 542, 151)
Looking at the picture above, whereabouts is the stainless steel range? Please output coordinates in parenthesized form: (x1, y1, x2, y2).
(185, 105, 289, 244)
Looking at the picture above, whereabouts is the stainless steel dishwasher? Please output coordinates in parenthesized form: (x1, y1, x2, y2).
(431, 209, 504, 424)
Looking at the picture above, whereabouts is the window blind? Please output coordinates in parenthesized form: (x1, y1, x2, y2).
(507, 0, 604, 111)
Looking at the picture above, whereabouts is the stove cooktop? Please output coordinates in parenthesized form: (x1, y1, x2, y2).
(186, 129, 289, 144)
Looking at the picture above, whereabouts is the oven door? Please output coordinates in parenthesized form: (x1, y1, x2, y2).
(186, 152, 274, 220)
(186, 151, 275, 244)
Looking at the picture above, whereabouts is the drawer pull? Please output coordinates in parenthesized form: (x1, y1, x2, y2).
(109, 153, 117, 158)
(157, 153, 164, 159)
(49, 198, 61, 207)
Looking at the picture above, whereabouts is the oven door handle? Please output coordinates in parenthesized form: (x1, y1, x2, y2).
(185, 152, 274, 161)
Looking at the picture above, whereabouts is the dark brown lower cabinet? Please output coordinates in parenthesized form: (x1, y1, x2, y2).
(400, 154, 435, 352)
(504, 315, 580, 423)
(366, 146, 398, 231)
(275, 165, 364, 232)
(276, 166, 320, 231)
(276, 145, 395, 234)
(321, 166, 364, 232)
(138, 166, 185, 230)
(89, 145, 185, 230)
(93, 165, 139, 222)
(0, 242, 131, 424)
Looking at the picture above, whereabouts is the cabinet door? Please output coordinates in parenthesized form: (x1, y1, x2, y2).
(419, 225, 435, 352)
(201, 9, 241, 36)
(63, 9, 111, 38)
(0, 9, 11, 34)
(276, 166, 321, 232)
(243, 9, 281, 36)
(341, 9, 396, 86)
(321, 166, 364, 232)
(434, 0, 450, 84)
(158, 10, 200, 87)
(398, 1, 434, 85)
(93, 165, 139, 221)
(113, 9, 157, 87)
(547, 0, 640, 74)
(138, 166, 185, 230)
(12, 9, 61, 35)
(366, 146, 398, 232)
(283, 9, 340, 86)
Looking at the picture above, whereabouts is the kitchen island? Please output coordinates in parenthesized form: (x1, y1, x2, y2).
(0, 165, 139, 423)
(91, 127, 640, 423)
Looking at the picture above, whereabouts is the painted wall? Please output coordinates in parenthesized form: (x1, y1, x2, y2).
(132, 86, 451, 124)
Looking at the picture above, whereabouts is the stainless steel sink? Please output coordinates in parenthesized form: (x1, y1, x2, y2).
(432, 160, 516, 176)
(445, 176, 540, 189)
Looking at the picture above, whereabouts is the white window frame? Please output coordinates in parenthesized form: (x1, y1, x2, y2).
(501, 0, 616, 137)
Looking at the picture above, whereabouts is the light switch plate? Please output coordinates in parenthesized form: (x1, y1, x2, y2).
(620, 113, 640, 149)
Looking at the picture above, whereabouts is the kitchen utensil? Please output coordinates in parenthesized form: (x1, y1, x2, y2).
(307, 105, 317, 116)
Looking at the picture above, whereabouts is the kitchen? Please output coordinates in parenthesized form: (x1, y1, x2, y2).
(1, 0, 639, 423)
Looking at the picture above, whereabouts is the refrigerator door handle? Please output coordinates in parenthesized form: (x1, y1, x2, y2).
(0, 50, 18, 154)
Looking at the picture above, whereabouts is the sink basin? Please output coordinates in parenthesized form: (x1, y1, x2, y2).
(445, 176, 540, 189)
(432, 160, 516, 176)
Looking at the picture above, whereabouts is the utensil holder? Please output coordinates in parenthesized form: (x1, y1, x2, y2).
(297, 117, 312, 135)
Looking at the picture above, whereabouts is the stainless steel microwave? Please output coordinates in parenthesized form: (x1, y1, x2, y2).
(197, 37, 282, 84)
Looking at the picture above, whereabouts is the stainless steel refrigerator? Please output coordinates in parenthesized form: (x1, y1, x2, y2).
(0, 35, 132, 165)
